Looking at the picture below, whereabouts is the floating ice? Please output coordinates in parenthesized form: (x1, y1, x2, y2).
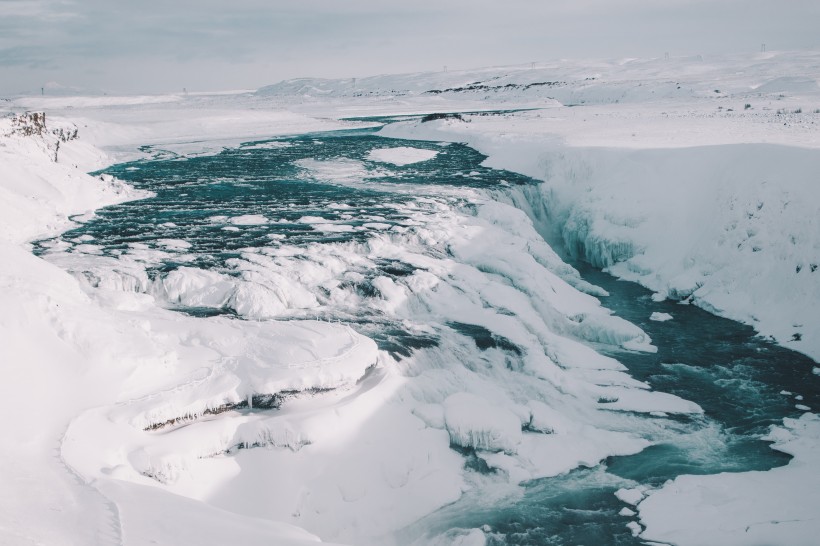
(229, 214, 268, 225)
(366, 146, 438, 166)
(615, 486, 649, 506)
(155, 238, 192, 250)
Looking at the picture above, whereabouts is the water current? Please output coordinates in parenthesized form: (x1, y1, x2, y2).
(34, 121, 819, 545)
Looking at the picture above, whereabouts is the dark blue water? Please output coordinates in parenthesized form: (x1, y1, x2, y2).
(581, 265, 817, 478)
(396, 263, 817, 545)
(36, 129, 534, 354)
(35, 125, 819, 545)
(45, 129, 530, 271)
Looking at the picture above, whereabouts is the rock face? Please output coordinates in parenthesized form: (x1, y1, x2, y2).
(5, 111, 79, 162)
(10, 111, 47, 136)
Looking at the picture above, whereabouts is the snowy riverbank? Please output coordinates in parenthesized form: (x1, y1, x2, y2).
(379, 116, 820, 364)
(0, 112, 378, 545)
(2, 50, 819, 545)
(368, 53, 820, 545)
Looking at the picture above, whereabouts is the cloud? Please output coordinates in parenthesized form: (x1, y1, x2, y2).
(1, 0, 818, 94)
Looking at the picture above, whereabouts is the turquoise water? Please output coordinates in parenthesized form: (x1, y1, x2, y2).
(582, 264, 816, 479)
(53, 129, 530, 270)
(36, 125, 818, 545)
(397, 262, 816, 545)
(38, 129, 534, 354)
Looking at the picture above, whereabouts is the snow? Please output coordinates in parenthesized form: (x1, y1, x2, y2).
(0, 113, 377, 545)
(377, 58, 820, 362)
(2, 50, 819, 545)
(637, 414, 820, 546)
(616, 485, 649, 506)
(443, 392, 523, 453)
(230, 214, 269, 225)
(366, 147, 438, 166)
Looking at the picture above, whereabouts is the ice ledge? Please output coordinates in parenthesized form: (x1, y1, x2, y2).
(636, 413, 820, 546)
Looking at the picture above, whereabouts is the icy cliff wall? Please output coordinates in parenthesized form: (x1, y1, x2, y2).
(521, 144, 820, 360)
(380, 120, 820, 361)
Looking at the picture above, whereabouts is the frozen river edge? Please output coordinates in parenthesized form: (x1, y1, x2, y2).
(3, 50, 820, 544)
(379, 117, 820, 546)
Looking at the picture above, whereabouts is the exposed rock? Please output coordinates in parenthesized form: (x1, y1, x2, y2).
(421, 112, 465, 123)
(10, 111, 47, 136)
(5, 111, 79, 162)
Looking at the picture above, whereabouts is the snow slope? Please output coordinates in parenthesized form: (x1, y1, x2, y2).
(0, 114, 375, 545)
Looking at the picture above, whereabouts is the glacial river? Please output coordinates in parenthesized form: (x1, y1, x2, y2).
(36, 121, 819, 545)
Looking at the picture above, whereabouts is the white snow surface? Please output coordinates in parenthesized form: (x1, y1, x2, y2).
(0, 114, 374, 545)
(2, 50, 819, 545)
(366, 146, 438, 166)
(637, 414, 820, 546)
(375, 55, 820, 361)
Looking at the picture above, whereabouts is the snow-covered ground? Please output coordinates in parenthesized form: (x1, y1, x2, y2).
(1, 50, 819, 545)
(0, 114, 379, 545)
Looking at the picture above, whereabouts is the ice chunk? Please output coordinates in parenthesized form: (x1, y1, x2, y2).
(230, 214, 268, 225)
(649, 312, 673, 322)
(228, 281, 288, 318)
(154, 267, 235, 307)
(615, 485, 649, 506)
(309, 223, 355, 233)
(527, 400, 573, 434)
(366, 147, 438, 166)
(626, 521, 641, 537)
(155, 238, 192, 250)
(569, 312, 657, 353)
(443, 393, 522, 453)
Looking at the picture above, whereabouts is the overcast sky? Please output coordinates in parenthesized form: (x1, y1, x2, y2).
(1, 0, 818, 95)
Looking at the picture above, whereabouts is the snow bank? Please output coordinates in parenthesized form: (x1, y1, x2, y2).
(0, 113, 378, 545)
(7, 95, 373, 163)
(637, 414, 820, 546)
(8, 50, 819, 544)
(381, 114, 820, 362)
(0, 114, 146, 244)
(537, 144, 820, 361)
